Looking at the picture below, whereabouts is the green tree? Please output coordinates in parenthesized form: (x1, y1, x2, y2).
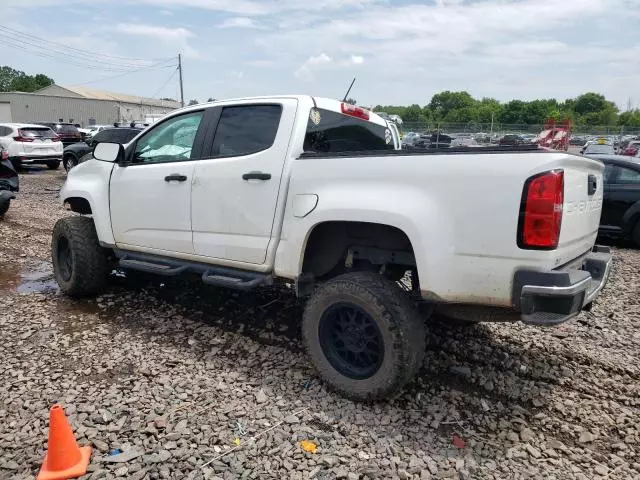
(207, 97, 216, 102)
(403, 104, 424, 123)
(428, 91, 475, 120)
(618, 109, 640, 127)
(345, 98, 357, 105)
(573, 93, 609, 116)
(188, 99, 199, 106)
(0, 66, 53, 92)
(499, 100, 526, 124)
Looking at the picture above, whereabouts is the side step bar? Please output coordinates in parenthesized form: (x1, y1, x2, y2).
(115, 250, 273, 292)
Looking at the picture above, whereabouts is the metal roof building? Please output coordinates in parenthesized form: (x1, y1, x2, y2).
(0, 85, 180, 126)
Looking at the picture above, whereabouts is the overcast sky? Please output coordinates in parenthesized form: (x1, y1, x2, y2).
(1, 0, 639, 108)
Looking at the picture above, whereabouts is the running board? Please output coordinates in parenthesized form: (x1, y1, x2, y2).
(116, 250, 273, 291)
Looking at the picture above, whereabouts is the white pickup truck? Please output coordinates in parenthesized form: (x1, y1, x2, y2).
(53, 96, 612, 400)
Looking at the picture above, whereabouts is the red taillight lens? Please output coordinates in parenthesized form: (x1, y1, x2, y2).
(518, 170, 564, 249)
(341, 102, 370, 120)
(13, 136, 34, 142)
(52, 135, 61, 142)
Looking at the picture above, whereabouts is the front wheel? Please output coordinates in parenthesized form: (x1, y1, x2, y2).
(52, 216, 110, 296)
(302, 271, 425, 401)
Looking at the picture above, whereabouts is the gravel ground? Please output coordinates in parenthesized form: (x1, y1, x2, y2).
(0, 168, 639, 480)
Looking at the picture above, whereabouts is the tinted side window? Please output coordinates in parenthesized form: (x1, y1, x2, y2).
(113, 129, 140, 144)
(304, 108, 394, 153)
(0, 126, 11, 136)
(92, 130, 114, 144)
(613, 166, 640, 185)
(211, 105, 282, 158)
(603, 164, 616, 184)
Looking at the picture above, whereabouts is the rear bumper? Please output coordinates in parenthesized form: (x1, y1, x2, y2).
(513, 245, 613, 326)
(9, 155, 62, 164)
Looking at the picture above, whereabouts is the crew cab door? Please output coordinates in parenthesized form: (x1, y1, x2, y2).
(191, 99, 297, 264)
(604, 163, 640, 230)
(109, 110, 208, 254)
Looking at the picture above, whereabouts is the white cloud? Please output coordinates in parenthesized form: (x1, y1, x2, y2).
(115, 23, 199, 58)
(350, 55, 364, 65)
(294, 53, 332, 80)
(218, 17, 260, 28)
(229, 70, 244, 80)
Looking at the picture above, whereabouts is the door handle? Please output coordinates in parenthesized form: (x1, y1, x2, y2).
(165, 174, 187, 182)
(242, 171, 271, 181)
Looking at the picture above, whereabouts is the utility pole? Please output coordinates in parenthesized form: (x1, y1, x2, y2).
(178, 54, 184, 108)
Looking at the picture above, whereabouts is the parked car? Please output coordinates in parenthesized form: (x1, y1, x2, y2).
(37, 122, 83, 147)
(0, 123, 63, 170)
(582, 142, 615, 156)
(401, 132, 420, 147)
(621, 140, 640, 157)
(63, 127, 143, 172)
(54, 95, 611, 401)
(0, 146, 19, 217)
(583, 154, 640, 246)
(413, 132, 454, 148)
(84, 125, 113, 144)
(499, 134, 524, 146)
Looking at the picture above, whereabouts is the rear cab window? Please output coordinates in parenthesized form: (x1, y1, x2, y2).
(304, 100, 395, 153)
(210, 105, 282, 157)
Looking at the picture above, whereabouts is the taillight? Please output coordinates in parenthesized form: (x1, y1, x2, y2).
(518, 170, 564, 249)
(341, 102, 370, 120)
(52, 135, 61, 142)
(13, 135, 34, 143)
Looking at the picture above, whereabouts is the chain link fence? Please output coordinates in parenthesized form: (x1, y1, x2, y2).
(399, 122, 640, 138)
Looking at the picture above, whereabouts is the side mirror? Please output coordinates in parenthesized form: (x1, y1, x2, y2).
(93, 142, 124, 163)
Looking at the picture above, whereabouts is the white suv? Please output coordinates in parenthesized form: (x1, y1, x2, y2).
(0, 123, 63, 170)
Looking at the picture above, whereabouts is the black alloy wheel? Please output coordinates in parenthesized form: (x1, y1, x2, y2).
(318, 302, 384, 380)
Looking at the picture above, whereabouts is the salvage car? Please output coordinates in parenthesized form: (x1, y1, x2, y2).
(0, 123, 63, 170)
(63, 127, 142, 172)
(0, 146, 19, 217)
(584, 154, 640, 246)
(53, 96, 612, 400)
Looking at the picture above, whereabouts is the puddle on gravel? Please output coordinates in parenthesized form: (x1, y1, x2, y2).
(0, 260, 59, 294)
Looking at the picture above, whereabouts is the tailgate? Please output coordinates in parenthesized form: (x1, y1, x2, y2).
(559, 156, 603, 249)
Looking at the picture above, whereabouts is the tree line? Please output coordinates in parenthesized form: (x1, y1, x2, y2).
(0, 66, 54, 93)
(374, 91, 640, 127)
(3, 65, 639, 127)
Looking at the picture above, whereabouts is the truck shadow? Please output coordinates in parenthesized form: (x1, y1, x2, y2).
(102, 272, 561, 412)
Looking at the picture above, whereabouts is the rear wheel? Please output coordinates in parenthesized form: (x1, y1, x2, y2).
(0, 199, 10, 218)
(47, 160, 61, 170)
(52, 216, 110, 296)
(63, 154, 78, 172)
(633, 221, 640, 248)
(302, 271, 425, 401)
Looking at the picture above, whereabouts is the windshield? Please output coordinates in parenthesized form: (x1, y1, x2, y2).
(584, 144, 614, 154)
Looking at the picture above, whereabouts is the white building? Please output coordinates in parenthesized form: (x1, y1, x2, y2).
(0, 85, 180, 127)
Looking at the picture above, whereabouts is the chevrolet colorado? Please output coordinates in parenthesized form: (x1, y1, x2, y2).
(52, 96, 612, 400)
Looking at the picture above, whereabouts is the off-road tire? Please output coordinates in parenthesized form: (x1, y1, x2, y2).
(46, 160, 61, 170)
(302, 271, 425, 401)
(51, 216, 110, 296)
(0, 199, 10, 218)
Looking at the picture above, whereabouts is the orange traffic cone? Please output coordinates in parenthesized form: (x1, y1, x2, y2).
(37, 405, 92, 480)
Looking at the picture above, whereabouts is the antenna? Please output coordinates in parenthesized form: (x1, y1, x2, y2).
(342, 77, 356, 102)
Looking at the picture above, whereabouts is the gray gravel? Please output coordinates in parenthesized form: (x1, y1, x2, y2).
(0, 168, 639, 480)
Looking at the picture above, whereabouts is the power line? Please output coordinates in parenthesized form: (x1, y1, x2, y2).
(151, 67, 179, 98)
(75, 62, 178, 86)
(0, 31, 154, 70)
(0, 24, 171, 65)
(0, 35, 148, 72)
